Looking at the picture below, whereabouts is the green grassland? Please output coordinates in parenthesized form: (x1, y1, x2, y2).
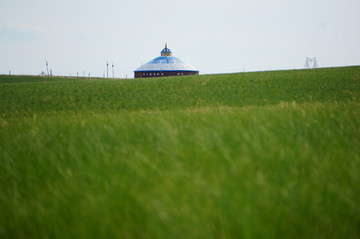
(1, 67, 360, 238)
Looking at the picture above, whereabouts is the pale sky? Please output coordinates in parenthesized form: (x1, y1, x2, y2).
(1, 0, 359, 78)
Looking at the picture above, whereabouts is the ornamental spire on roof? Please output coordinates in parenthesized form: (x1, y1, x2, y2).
(161, 43, 172, 56)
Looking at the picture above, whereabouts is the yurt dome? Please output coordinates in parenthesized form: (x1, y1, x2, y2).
(134, 44, 199, 78)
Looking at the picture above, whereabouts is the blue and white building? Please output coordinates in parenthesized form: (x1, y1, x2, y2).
(134, 44, 199, 78)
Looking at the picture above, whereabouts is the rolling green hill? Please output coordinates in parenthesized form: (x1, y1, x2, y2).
(1, 67, 360, 238)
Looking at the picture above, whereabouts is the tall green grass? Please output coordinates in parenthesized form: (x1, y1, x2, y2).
(1, 67, 360, 238)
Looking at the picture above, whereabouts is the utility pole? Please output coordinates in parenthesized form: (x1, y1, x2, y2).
(304, 57, 310, 68)
(305, 57, 318, 69)
(106, 62, 109, 78)
(313, 57, 318, 68)
(112, 63, 114, 78)
(46, 61, 49, 75)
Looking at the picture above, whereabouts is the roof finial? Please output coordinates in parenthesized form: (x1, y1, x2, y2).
(161, 44, 172, 56)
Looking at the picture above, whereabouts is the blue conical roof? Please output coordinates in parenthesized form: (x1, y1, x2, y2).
(135, 45, 198, 72)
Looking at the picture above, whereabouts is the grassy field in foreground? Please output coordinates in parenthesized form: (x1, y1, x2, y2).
(0, 67, 360, 238)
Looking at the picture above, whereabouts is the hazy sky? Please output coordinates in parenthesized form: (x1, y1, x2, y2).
(1, 0, 359, 77)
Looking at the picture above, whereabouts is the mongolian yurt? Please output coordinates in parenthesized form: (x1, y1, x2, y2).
(134, 44, 199, 78)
